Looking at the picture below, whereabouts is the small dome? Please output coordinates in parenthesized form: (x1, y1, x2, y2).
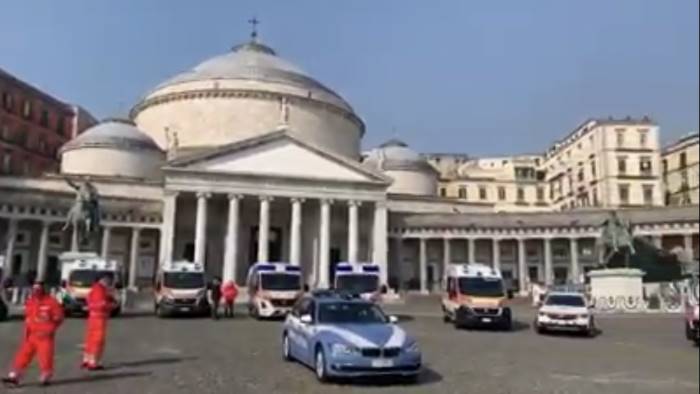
(364, 139, 436, 173)
(60, 118, 161, 154)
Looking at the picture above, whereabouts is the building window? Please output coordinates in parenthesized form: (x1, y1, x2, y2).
(592, 188, 599, 206)
(479, 186, 487, 200)
(638, 129, 648, 148)
(619, 184, 630, 205)
(617, 157, 627, 175)
(640, 156, 652, 176)
(590, 160, 597, 177)
(57, 118, 65, 136)
(1, 153, 11, 174)
(536, 187, 545, 202)
(662, 159, 668, 174)
(616, 129, 625, 147)
(22, 100, 32, 119)
(458, 186, 467, 199)
(439, 187, 446, 197)
(643, 185, 654, 206)
(680, 152, 687, 168)
(577, 169, 584, 182)
(0, 124, 9, 141)
(498, 186, 506, 201)
(40, 110, 49, 128)
(517, 187, 525, 202)
(2, 92, 13, 111)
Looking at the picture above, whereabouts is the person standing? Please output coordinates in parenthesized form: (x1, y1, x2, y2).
(81, 274, 115, 370)
(221, 280, 239, 318)
(2, 282, 64, 387)
(208, 277, 222, 320)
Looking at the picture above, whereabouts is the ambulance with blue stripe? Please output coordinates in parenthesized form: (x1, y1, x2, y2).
(247, 262, 303, 319)
(333, 262, 383, 302)
(282, 291, 422, 382)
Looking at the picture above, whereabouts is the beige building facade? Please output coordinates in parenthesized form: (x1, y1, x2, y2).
(662, 132, 699, 206)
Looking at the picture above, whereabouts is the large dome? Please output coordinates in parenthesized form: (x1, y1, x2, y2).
(60, 118, 164, 179)
(131, 38, 365, 159)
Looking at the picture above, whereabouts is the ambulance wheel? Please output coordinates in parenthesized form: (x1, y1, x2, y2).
(156, 303, 167, 318)
(282, 333, 293, 362)
(443, 314, 450, 323)
(314, 346, 329, 382)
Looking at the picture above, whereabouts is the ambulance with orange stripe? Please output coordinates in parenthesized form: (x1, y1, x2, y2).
(441, 263, 513, 330)
(247, 262, 304, 319)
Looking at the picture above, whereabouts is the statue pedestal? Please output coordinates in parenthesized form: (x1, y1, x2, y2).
(588, 268, 646, 313)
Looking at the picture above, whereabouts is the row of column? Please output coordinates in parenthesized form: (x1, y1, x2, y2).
(160, 192, 387, 287)
(2, 218, 146, 289)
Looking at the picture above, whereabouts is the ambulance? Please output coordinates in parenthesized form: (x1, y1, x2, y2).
(441, 263, 513, 330)
(154, 260, 209, 317)
(246, 262, 303, 319)
(333, 261, 384, 302)
(56, 252, 123, 317)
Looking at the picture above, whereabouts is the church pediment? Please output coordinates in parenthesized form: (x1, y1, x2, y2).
(165, 130, 390, 185)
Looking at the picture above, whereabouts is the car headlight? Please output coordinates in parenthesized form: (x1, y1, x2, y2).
(538, 312, 547, 318)
(405, 341, 420, 354)
(331, 343, 360, 357)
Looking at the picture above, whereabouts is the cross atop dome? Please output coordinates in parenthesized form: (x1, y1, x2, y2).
(248, 17, 260, 40)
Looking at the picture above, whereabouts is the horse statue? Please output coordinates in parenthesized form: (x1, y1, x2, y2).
(596, 210, 636, 267)
(63, 177, 101, 247)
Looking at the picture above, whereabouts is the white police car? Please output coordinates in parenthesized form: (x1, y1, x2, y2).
(282, 291, 422, 382)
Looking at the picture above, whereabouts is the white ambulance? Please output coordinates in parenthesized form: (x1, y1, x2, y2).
(247, 262, 303, 319)
(56, 252, 123, 317)
(154, 260, 209, 317)
(442, 263, 513, 330)
(333, 261, 384, 302)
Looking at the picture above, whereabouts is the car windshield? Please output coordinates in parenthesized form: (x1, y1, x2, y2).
(69, 270, 115, 288)
(317, 302, 388, 324)
(545, 295, 586, 307)
(335, 274, 379, 294)
(163, 272, 205, 289)
(458, 277, 505, 297)
(260, 273, 301, 291)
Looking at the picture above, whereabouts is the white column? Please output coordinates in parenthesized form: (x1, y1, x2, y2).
(419, 238, 428, 294)
(223, 194, 241, 283)
(3, 219, 18, 279)
(128, 227, 141, 289)
(70, 226, 79, 252)
(468, 238, 476, 264)
(442, 238, 451, 287)
(543, 238, 553, 286)
(683, 234, 695, 258)
(194, 192, 210, 265)
(318, 199, 332, 288)
(101, 226, 112, 259)
(372, 202, 388, 286)
(257, 196, 272, 263)
(159, 191, 178, 266)
(517, 238, 528, 295)
(492, 239, 501, 271)
(289, 198, 304, 266)
(393, 236, 403, 290)
(347, 200, 360, 264)
(570, 238, 580, 284)
(36, 221, 50, 281)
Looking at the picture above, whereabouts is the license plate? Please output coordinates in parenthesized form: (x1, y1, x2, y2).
(481, 318, 492, 323)
(180, 307, 191, 312)
(371, 359, 394, 368)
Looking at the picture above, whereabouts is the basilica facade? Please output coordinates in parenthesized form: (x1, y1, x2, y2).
(1, 36, 698, 296)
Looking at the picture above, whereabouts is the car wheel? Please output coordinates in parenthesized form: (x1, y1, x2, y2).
(156, 303, 167, 318)
(315, 347, 329, 382)
(501, 316, 513, 331)
(443, 313, 451, 323)
(535, 324, 546, 335)
(282, 333, 293, 362)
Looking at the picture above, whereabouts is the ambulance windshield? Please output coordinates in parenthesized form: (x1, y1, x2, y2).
(260, 273, 301, 291)
(164, 272, 205, 289)
(458, 277, 504, 297)
(69, 270, 116, 288)
(335, 274, 379, 294)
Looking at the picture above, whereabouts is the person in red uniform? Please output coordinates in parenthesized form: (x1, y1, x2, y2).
(221, 280, 239, 318)
(2, 282, 64, 387)
(81, 274, 115, 371)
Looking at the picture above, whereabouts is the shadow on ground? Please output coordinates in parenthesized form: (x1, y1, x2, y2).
(332, 365, 443, 387)
(107, 356, 198, 370)
(26, 371, 152, 388)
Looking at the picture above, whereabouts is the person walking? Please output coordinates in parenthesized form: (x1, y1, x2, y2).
(208, 277, 222, 320)
(81, 274, 115, 370)
(221, 280, 239, 318)
(2, 282, 64, 387)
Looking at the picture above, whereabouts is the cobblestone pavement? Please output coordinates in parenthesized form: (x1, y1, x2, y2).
(0, 296, 698, 394)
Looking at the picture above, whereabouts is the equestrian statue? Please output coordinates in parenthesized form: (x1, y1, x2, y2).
(63, 177, 101, 247)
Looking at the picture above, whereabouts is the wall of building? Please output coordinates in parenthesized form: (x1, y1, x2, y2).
(663, 133, 699, 206)
(62, 148, 165, 180)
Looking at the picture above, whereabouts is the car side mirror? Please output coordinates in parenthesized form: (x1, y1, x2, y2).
(388, 315, 399, 324)
(300, 314, 313, 324)
(380, 285, 388, 294)
(303, 284, 310, 293)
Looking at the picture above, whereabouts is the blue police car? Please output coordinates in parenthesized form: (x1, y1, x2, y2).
(282, 291, 422, 382)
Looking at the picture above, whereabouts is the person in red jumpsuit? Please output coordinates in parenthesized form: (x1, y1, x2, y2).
(221, 280, 239, 318)
(2, 282, 64, 388)
(81, 274, 115, 371)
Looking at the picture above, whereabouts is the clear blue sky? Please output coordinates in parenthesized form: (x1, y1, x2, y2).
(2, 0, 698, 155)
